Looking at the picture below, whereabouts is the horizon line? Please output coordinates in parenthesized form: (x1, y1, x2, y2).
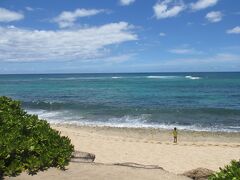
(0, 71, 240, 75)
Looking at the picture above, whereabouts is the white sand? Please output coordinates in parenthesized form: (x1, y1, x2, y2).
(7, 163, 189, 180)
(53, 125, 240, 173)
(7, 125, 240, 180)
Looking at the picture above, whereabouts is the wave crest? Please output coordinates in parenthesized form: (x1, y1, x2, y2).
(185, 76, 201, 80)
(147, 76, 179, 79)
(112, 76, 122, 79)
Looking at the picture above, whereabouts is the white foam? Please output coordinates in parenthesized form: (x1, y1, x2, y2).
(112, 76, 122, 79)
(27, 109, 62, 119)
(185, 76, 201, 80)
(147, 76, 179, 79)
(25, 109, 239, 133)
(108, 114, 150, 124)
(49, 120, 240, 132)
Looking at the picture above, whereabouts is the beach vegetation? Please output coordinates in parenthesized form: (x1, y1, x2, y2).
(209, 160, 240, 180)
(0, 96, 74, 178)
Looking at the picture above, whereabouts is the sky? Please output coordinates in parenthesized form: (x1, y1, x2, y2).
(0, 0, 239, 74)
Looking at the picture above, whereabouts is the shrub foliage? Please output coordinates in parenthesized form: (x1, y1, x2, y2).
(0, 96, 74, 177)
(209, 160, 240, 180)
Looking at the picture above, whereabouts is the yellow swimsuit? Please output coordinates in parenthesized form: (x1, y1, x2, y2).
(173, 130, 177, 137)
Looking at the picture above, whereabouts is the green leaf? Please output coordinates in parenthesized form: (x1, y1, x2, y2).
(0, 96, 74, 177)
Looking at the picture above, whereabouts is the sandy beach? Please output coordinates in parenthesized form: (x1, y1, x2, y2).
(51, 125, 240, 173)
(7, 162, 190, 180)
(8, 125, 240, 180)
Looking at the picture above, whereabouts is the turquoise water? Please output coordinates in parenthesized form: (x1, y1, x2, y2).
(0, 72, 240, 132)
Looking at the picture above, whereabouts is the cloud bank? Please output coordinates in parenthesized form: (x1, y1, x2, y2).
(0, 22, 137, 62)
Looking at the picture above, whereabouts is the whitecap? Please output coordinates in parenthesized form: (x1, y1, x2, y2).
(147, 76, 179, 79)
(185, 76, 201, 80)
(25, 109, 239, 132)
(112, 76, 122, 79)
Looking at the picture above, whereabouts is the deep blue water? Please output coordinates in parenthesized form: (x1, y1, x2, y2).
(0, 72, 240, 132)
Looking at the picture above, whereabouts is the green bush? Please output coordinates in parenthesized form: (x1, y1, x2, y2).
(0, 96, 74, 177)
(209, 160, 240, 180)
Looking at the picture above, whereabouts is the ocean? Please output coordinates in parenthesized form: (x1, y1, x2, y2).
(0, 72, 240, 132)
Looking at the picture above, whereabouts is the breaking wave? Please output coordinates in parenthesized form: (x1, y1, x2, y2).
(146, 76, 180, 79)
(185, 76, 201, 80)
(26, 108, 240, 132)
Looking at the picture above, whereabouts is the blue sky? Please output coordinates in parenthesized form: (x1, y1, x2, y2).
(0, 0, 239, 73)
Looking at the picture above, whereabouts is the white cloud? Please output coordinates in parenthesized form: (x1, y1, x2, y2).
(169, 48, 202, 54)
(206, 11, 222, 22)
(120, 0, 135, 6)
(159, 32, 166, 36)
(153, 0, 185, 19)
(0, 22, 137, 62)
(25, 7, 34, 11)
(0, 8, 24, 22)
(190, 0, 219, 11)
(53, 8, 106, 28)
(227, 26, 240, 34)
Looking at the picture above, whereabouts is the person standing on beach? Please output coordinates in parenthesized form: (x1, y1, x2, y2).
(173, 127, 178, 143)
